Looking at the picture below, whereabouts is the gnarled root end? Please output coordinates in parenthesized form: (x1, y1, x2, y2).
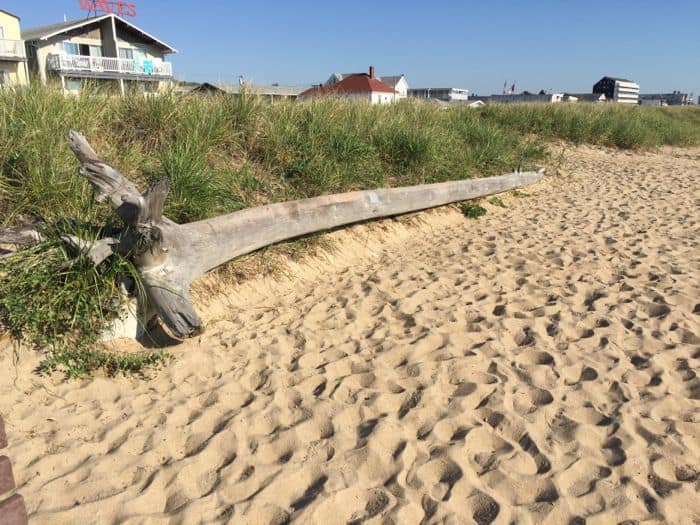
(144, 275, 203, 339)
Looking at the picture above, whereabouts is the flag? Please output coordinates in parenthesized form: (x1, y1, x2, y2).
(503, 81, 507, 95)
(510, 83, 516, 94)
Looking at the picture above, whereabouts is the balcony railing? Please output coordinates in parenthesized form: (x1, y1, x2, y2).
(47, 54, 173, 78)
(0, 39, 26, 60)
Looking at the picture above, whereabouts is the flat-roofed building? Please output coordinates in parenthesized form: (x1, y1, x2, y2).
(593, 76, 639, 104)
(408, 87, 469, 102)
(193, 82, 302, 101)
(22, 14, 176, 94)
(0, 9, 28, 88)
(639, 91, 690, 106)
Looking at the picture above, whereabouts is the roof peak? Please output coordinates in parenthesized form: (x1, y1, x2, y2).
(22, 13, 177, 54)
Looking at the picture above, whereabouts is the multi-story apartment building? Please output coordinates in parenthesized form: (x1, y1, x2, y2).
(593, 76, 640, 104)
(22, 13, 176, 94)
(0, 10, 28, 88)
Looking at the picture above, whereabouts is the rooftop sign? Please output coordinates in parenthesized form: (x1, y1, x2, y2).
(78, 0, 137, 18)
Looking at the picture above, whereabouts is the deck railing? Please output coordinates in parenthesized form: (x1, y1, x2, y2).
(47, 54, 173, 77)
(0, 39, 25, 59)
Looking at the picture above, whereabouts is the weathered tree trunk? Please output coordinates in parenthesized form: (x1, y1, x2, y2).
(58, 131, 544, 339)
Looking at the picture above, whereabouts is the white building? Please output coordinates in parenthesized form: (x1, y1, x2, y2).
(325, 71, 408, 101)
(408, 87, 469, 102)
(301, 66, 397, 104)
(593, 76, 639, 104)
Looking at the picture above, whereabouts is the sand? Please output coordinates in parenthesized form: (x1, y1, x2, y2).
(0, 144, 698, 524)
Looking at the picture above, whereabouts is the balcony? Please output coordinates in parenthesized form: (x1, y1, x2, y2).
(47, 54, 173, 79)
(0, 39, 26, 60)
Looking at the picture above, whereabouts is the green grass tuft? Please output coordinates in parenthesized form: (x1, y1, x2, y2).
(460, 202, 487, 219)
(0, 221, 168, 377)
(488, 196, 508, 208)
(511, 189, 530, 198)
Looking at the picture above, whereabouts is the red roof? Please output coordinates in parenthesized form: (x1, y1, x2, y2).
(299, 74, 396, 97)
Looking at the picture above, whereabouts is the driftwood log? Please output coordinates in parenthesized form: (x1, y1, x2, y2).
(3, 131, 544, 339)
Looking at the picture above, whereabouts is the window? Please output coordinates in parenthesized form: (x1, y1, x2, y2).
(89, 45, 102, 57)
(62, 41, 79, 55)
(132, 46, 147, 63)
(0, 70, 8, 87)
(119, 47, 133, 60)
(0, 26, 4, 39)
(65, 78, 82, 91)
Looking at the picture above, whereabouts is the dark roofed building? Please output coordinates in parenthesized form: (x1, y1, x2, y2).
(593, 76, 639, 104)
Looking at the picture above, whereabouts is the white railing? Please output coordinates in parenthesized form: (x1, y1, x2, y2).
(0, 39, 25, 59)
(47, 54, 173, 77)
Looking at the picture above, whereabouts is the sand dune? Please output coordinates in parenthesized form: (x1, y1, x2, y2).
(1, 145, 699, 524)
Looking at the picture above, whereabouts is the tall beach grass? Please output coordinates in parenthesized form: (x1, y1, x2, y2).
(1, 84, 699, 376)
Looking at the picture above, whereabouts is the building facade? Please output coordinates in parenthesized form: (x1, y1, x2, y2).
(325, 71, 408, 102)
(22, 14, 176, 94)
(593, 76, 639, 104)
(639, 92, 690, 106)
(193, 82, 302, 101)
(301, 67, 397, 104)
(0, 10, 28, 88)
(408, 87, 469, 102)
(481, 93, 565, 104)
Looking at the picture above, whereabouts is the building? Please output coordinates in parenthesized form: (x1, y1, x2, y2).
(483, 93, 565, 104)
(22, 14, 176, 94)
(564, 93, 607, 103)
(0, 9, 28, 88)
(593, 76, 639, 104)
(408, 87, 469, 102)
(325, 71, 408, 101)
(299, 66, 397, 104)
(193, 82, 302, 101)
(639, 91, 690, 106)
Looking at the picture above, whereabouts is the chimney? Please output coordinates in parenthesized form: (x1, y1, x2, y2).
(369, 66, 375, 79)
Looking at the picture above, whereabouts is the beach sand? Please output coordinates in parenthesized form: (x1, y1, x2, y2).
(0, 144, 698, 524)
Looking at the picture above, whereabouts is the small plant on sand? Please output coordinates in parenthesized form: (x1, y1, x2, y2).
(0, 222, 169, 378)
(511, 189, 530, 198)
(488, 196, 508, 208)
(460, 202, 487, 219)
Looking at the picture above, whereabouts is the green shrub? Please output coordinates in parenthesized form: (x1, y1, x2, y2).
(460, 202, 487, 218)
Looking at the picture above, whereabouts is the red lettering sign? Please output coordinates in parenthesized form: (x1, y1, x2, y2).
(78, 0, 137, 17)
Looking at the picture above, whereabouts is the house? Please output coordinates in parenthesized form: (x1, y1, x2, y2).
(377, 75, 408, 100)
(193, 82, 301, 101)
(22, 14, 176, 94)
(300, 66, 397, 104)
(593, 76, 639, 104)
(408, 87, 469, 102)
(0, 9, 28, 88)
(323, 69, 407, 102)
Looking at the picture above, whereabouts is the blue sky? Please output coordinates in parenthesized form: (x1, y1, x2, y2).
(5, 0, 699, 98)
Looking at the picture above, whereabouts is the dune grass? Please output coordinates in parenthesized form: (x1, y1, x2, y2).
(1, 84, 699, 376)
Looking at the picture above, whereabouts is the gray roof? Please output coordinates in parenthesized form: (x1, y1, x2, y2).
(195, 82, 303, 96)
(377, 75, 405, 88)
(21, 17, 96, 42)
(22, 14, 177, 53)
